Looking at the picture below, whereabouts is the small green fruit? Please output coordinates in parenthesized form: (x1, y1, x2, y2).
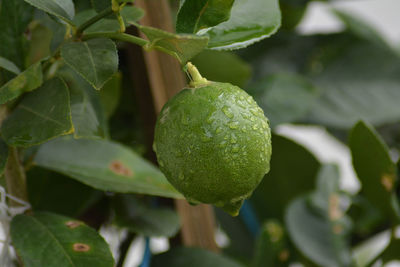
(153, 63, 271, 216)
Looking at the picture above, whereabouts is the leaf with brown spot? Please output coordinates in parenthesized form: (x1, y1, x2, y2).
(34, 137, 182, 198)
(11, 212, 114, 267)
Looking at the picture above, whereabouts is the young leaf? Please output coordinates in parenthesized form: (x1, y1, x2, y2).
(138, 25, 209, 64)
(11, 212, 114, 267)
(23, 0, 75, 24)
(285, 196, 351, 267)
(249, 73, 319, 127)
(176, 0, 234, 34)
(61, 38, 118, 90)
(0, 0, 33, 69)
(204, 0, 281, 50)
(0, 61, 43, 104)
(59, 66, 108, 139)
(0, 57, 21, 74)
(251, 134, 320, 221)
(1, 77, 74, 147)
(113, 194, 181, 237)
(151, 247, 244, 267)
(349, 121, 399, 222)
(34, 137, 183, 199)
(120, 5, 144, 24)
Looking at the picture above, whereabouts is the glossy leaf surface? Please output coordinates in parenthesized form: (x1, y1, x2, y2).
(34, 137, 182, 198)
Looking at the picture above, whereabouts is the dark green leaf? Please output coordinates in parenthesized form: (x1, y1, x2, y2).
(27, 167, 102, 217)
(215, 208, 255, 262)
(99, 72, 121, 119)
(91, 0, 109, 13)
(191, 50, 251, 87)
(285, 196, 351, 267)
(381, 237, 400, 263)
(176, 0, 234, 34)
(0, 61, 43, 105)
(34, 137, 183, 198)
(204, 0, 281, 50)
(139, 25, 209, 64)
(306, 36, 400, 129)
(61, 38, 118, 90)
(349, 121, 399, 222)
(251, 134, 320, 220)
(1, 77, 73, 147)
(113, 194, 180, 237)
(59, 66, 108, 139)
(249, 73, 319, 127)
(0, 138, 8, 176)
(11, 212, 114, 267)
(23, 0, 75, 23)
(0, 57, 20, 74)
(279, 0, 309, 30)
(151, 247, 244, 267)
(252, 220, 290, 267)
(0, 0, 33, 69)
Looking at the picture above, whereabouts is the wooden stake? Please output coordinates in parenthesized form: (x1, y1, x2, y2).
(134, 0, 219, 252)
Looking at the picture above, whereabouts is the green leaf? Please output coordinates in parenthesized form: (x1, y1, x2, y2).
(176, 0, 234, 34)
(120, 5, 144, 24)
(99, 72, 121, 119)
(91, 0, 109, 13)
(0, 57, 20, 74)
(191, 50, 251, 87)
(113, 194, 180, 237)
(27, 167, 102, 217)
(381, 237, 400, 263)
(138, 25, 209, 64)
(204, 0, 281, 50)
(285, 196, 351, 267)
(34, 137, 183, 198)
(11, 212, 114, 267)
(151, 247, 244, 267)
(334, 9, 388, 48)
(306, 35, 400, 129)
(249, 73, 319, 127)
(23, 0, 75, 23)
(0, 61, 43, 105)
(59, 66, 108, 139)
(61, 38, 118, 90)
(0, 138, 8, 176)
(1, 77, 73, 147)
(279, 0, 309, 30)
(0, 0, 33, 70)
(74, 7, 143, 34)
(27, 23, 52, 65)
(252, 220, 290, 267)
(215, 208, 255, 262)
(349, 121, 399, 222)
(251, 134, 320, 220)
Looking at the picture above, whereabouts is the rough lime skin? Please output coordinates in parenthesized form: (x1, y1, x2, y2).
(153, 82, 272, 216)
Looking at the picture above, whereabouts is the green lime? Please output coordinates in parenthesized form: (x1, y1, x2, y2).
(153, 63, 272, 216)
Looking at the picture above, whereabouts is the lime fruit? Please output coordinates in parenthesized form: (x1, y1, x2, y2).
(153, 63, 272, 216)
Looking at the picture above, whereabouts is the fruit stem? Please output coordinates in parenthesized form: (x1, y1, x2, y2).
(186, 62, 209, 87)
